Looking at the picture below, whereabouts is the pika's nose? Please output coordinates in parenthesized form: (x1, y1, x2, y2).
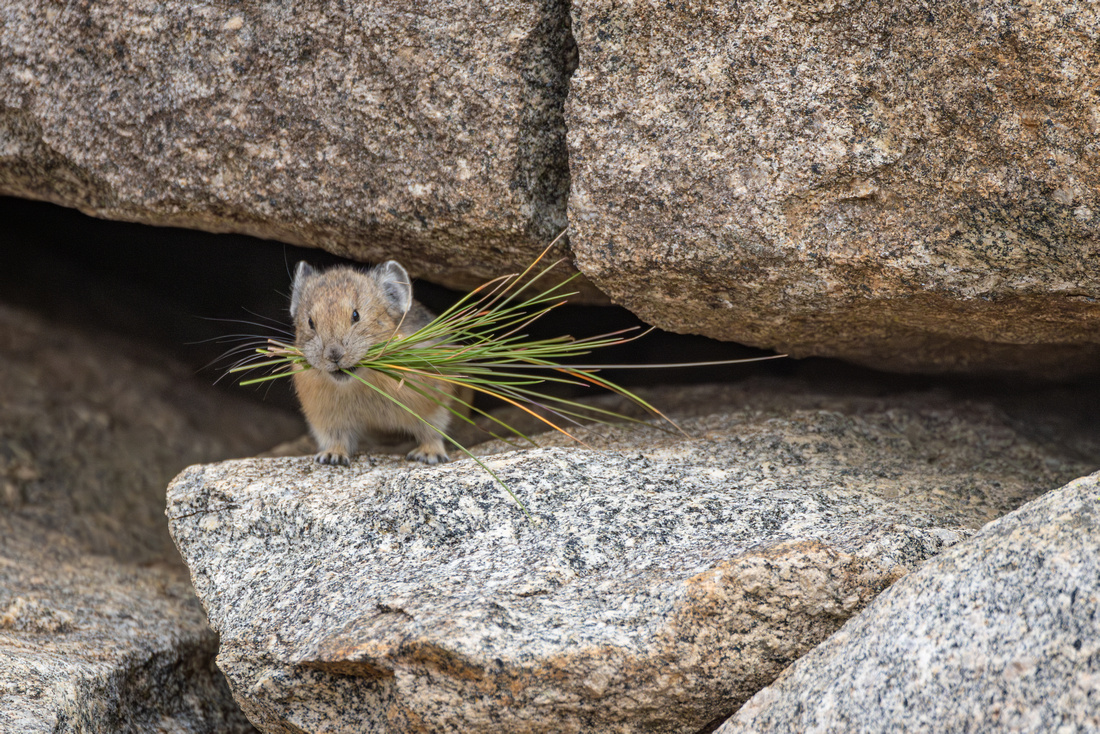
(325, 345, 346, 364)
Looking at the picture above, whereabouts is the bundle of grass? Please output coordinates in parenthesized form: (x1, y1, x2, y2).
(230, 243, 783, 519)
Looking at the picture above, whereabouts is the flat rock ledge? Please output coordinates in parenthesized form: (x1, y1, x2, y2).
(718, 471, 1100, 734)
(167, 390, 1089, 733)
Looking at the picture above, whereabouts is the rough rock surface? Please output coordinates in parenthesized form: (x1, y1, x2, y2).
(718, 470, 1100, 734)
(0, 524, 257, 733)
(567, 0, 1100, 373)
(0, 303, 302, 562)
(0, 303, 301, 731)
(0, 0, 584, 294)
(167, 383, 1092, 733)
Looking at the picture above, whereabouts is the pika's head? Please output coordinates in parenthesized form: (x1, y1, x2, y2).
(290, 260, 413, 380)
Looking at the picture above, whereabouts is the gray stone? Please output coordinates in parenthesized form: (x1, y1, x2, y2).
(567, 0, 1100, 374)
(0, 522, 256, 734)
(718, 471, 1100, 734)
(0, 0, 587, 295)
(0, 303, 302, 563)
(0, 303, 301, 731)
(167, 383, 1092, 733)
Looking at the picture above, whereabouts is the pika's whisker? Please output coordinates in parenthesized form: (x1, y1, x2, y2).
(199, 315, 294, 337)
(226, 240, 785, 521)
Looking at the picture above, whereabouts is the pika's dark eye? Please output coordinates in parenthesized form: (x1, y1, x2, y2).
(307, 317, 315, 330)
(352, 309, 359, 323)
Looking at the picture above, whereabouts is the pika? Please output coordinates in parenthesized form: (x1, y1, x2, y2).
(289, 260, 468, 466)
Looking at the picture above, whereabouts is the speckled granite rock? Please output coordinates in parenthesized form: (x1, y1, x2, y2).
(718, 471, 1100, 734)
(0, 0, 584, 294)
(567, 0, 1100, 374)
(0, 522, 257, 733)
(166, 383, 1092, 733)
(0, 303, 300, 731)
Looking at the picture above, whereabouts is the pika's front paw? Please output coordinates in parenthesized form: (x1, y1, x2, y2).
(316, 451, 351, 466)
(406, 447, 449, 465)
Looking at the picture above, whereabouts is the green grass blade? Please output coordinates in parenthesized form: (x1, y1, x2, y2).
(343, 368, 535, 522)
(222, 235, 787, 524)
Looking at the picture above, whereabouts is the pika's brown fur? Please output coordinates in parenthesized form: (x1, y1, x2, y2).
(290, 260, 469, 466)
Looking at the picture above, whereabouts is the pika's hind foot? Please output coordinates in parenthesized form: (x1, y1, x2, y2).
(407, 446, 449, 465)
(315, 451, 351, 466)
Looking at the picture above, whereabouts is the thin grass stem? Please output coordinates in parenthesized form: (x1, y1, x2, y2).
(226, 236, 786, 521)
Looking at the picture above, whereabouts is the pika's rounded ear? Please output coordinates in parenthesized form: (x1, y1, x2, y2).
(290, 261, 315, 318)
(373, 260, 412, 317)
